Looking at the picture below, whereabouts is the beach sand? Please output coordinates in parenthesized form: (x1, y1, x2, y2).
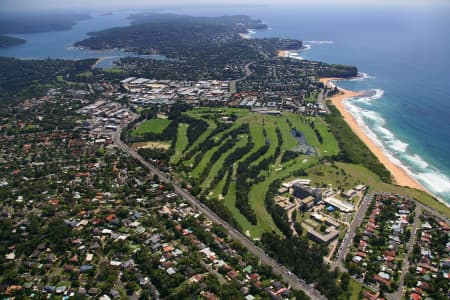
(278, 50, 287, 57)
(320, 77, 426, 191)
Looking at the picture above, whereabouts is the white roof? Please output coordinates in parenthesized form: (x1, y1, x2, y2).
(120, 77, 136, 84)
(323, 197, 354, 213)
(131, 78, 149, 84)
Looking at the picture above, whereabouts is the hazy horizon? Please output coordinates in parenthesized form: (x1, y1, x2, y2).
(1, 0, 449, 13)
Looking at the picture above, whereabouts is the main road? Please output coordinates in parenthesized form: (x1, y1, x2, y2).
(112, 129, 326, 300)
(333, 192, 374, 272)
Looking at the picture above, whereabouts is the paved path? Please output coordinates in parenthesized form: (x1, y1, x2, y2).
(112, 129, 326, 300)
(317, 89, 330, 114)
(333, 192, 374, 272)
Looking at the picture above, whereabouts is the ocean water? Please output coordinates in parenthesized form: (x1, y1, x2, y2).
(1, 5, 449, 203)
(168, 4, 450, 204)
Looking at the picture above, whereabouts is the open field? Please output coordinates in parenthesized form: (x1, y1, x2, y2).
(102, 67, 125, 74)
(131, 141, 171, 150)
(304, 162, 450, 217)
(131, 119, 171, 137)
(134, 106, 448, 240)
(166, 107, 338, 237)
(170, 123, 188, 164)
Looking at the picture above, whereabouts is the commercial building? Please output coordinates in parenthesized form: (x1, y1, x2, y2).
(293, 183, 322, 201)
(307, 227, 339, 244)
(323, 197, 354, 213)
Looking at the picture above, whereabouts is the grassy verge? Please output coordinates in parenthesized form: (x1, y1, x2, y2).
(306, 162, 450, 217)
(324, 104, 391, 182)
(248, 156, 317, 238)
(170, 123, 189, 164)
(224, 182, 263, 237)
(202, 136, 248, 189)
(131, 119, 171, 137)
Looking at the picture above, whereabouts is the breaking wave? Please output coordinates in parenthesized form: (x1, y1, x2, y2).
(303, 40, 333, 44)
(340, 83, 450, 205)
(349, 72, 376, 81)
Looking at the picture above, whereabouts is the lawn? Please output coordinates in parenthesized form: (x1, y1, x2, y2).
(103, 67, 125, 74)
(170, 109, 344, 237)
(131, 119, 171, 137)
(170, 123, 189, 164)
(170, 108, 450, 241)
(191, 107, 250, 117)
(223, 182, 265, 238)
(76, 71, 93, 78)
(250, 120, 279, 167)
(306, 162, 450, 217)
(201, 135, 248, 189)
(344, 278, 363, 300)
(284, 112, 339, 157)
(247, 155, 317, 238)
(190, 137, 230, 178)
(182, 111, 217, 155)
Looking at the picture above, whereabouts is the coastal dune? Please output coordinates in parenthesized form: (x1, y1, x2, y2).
(320, 78, 426, 192)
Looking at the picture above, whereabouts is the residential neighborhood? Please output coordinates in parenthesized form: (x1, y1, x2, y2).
(0, 121, 303, 299)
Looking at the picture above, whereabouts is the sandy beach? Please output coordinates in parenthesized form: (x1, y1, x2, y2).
(320, 77, 426, 191)
(278, 50, 288, 57)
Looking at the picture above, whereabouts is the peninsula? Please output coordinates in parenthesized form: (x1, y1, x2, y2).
(0, 35, 26, 48)
(1, 11, 449, 300)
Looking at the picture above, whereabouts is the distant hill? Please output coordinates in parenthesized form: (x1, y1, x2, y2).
(0, 13, 90, 34)
(74, 13, 269, 58)
(0, 35, 25, 48)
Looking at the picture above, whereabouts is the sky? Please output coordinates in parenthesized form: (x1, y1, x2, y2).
(1, 0, 449, 13)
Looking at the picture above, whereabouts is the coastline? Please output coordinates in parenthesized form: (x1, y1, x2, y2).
(320, 77, 428, 193)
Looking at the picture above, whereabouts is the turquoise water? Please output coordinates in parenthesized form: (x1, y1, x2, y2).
(1, 5, 449, 203)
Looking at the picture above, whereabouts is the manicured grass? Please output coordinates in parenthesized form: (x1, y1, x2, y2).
(232, 120, 266, 173)
(170, 123, 189, 164)
(247, 155, 317, 237)
(346, 278, 363, 300)
(191, 107, 250, 117)
(131, 119, 171, 137)
(172, 109, 344, 237)
(224, 182, 264, 237)
(277, 117, 299, 152)
(305, 162, 450, 217)
(186, 117, 248, 170)
(251, 121, 278, 167)
(76, 71, 93, 78)
(314, 118, 340, 156)
(190, 137, 230, 178)
(202, 135, 248, 189)
(210, 171, 227, 198)
(172, 108, 450, 241)
(284, 112, 339, 157)
(182, 111, 217, 155)
(103, 67, 125, 74)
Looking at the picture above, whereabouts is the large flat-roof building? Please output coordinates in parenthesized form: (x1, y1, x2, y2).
(293, 183, 322, 201)
(300, 195, 315, 211)
(307, 227, 339, 244)
(323, 197, 354, 213)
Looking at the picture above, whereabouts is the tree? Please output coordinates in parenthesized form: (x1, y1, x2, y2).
(47, 217, 70, 253)
(340, 273, 350, 291)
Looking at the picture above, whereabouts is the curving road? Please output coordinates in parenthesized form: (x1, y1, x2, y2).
(112, 129, 326, 300)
